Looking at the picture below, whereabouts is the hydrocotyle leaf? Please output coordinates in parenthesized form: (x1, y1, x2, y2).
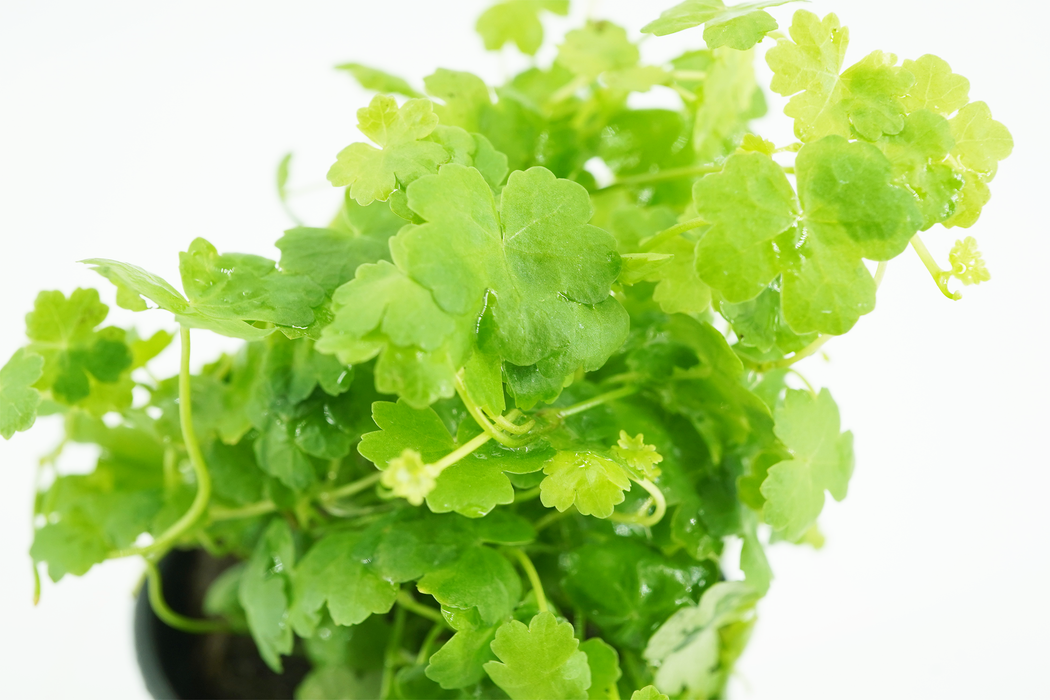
(484, 611, 591, 700)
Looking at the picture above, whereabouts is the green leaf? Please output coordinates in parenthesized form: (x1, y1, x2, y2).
(1, 348, 44, 439)
(296, 667, 381, 700)
(900, 55, 970, 116)
(949, 236, 990, 285)
(877, 110, 963, 230)
(949, 101, 1013, 178)
(30, 512, 109, 581)
(694, 138, 921, 335)
(254, 419, 317, 491)
(643, 582, 759, 697)
(276, 224, 395, 297)
(424, 69, 493, 133)
(179, 238, 326, 329)
(557, 21, 639, 80)
(560, 539, 718, 649)
(328, 95, 450, 205)
(540, 451, 632, 519)
(239, 518, 296, 673)
(400, 165, 627, 384)
(484, 611, 591, 700)
(24, 289, 134, 407)
(290, 531, 398, 635)
(760, 389, 854, 540)
(643, 0, 794, 51)
(631, 688, 669, 700)
(602, 66, 671, 92)
(359, 399, 454, 466)
(417, 546, 523, 625)
(82, 259, 274, 340)
(336, 62, 423, 98)
(768, 11, 916, 142)
(476, 1, 569, 56)
(693, 48, 764, 161)
(694, 152, 798, 302)
(579, 638, 621, 700)
(426, 625, 499, 689)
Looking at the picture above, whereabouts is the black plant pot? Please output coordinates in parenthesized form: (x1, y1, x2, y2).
(134, 549, 309, 699)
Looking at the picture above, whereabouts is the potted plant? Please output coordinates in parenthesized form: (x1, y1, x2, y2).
(0, 0, 1012, 698)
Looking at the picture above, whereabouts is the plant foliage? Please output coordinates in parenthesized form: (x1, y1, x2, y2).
(1, 1, 1011, 698)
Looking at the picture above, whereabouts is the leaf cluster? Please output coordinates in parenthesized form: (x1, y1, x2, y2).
(0, 1, 1012, 699)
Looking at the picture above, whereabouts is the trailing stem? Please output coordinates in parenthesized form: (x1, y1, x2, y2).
(110, 327, 212, 559)
(506, 548, 548, 613)
(910, 234, 960, 300)
(144, 559, 227, 634)
(609, 478, 667, 528)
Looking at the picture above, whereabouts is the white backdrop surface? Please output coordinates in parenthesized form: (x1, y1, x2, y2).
(1, 1, 1047, 698)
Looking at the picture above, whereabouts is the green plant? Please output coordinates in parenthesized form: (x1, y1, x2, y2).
(0, 1, 1011, 698)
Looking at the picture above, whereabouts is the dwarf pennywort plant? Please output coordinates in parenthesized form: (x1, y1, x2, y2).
(1, 1, 1011, 698)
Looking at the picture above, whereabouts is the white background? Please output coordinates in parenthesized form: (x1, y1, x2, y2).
(1, 1, 1047, 698)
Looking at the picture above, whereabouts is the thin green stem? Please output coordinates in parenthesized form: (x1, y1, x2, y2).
(491, 411, 535, 435)
(534, 508, 570, 532)
(145, 560, 227, 634)
(757, 334, 833, 372)
(318, 471, 383, 502)
(431, 430, 493, 472)
(609, 478, 666, 528)
(396, 590, 449, 626)
(554, 385, 639, 420)
(670, 69, 707, 82)
(639, 217, 709, 252)
(607, 165, 723, 190)
(111, 327, 212, 559)
(549, 74, 591, 104)
(416, 623, 446, 665)
(786, 368, 818, 397)
(455, 373, 528, 447)
(381, 604, 407, 700)
(506, 549, 548, 613)
(910, 234, 960, 300)
(874, 260, 888, 290)
(514, 486, 542, 503)
(209, 500, 277, 522)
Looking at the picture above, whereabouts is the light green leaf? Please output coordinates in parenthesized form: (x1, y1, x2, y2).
(358, 400, 454, 469)
(643, 582, 759, 697)
(617, 253, 674, 286)
(179, 238, 326, 329)
(290, 531, 398, 635)
(877, 110, 963, 230)
(254, 419, 317, 491)
(557, 21, 639, 80)
(426, 625, 499, 689)
(900, 55, 970, 116)
(694, 152, 798, 303)
(328, 95, 450, 205)
(540, 451, 632, 519)
(82, 259, 274, 340)
(335, 62, 423, 98)
(631, 687, 669, 700)
(30, 512, 109, 581)
(476, 0, 569, 56)
(693, 48, 763, 160)
(484, 611, 591, 700)
(579, 638, 621, 700)
(643, 0, 794, 51)
(1, 348, 44, 439)
(602, 66, 671, 92)
(417, 546, 522, 625)
(949, 101, 1013, 178)
(760, 389, 854, 540)
(768, 11, 915, 142)
(949, 236, 990, 285)
(424, 69, 493, 132)
(240, 519, 296, 673)
(23, 289, 134, 407)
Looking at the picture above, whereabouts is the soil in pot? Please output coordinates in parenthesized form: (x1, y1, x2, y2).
(135, 548, 310, 700)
